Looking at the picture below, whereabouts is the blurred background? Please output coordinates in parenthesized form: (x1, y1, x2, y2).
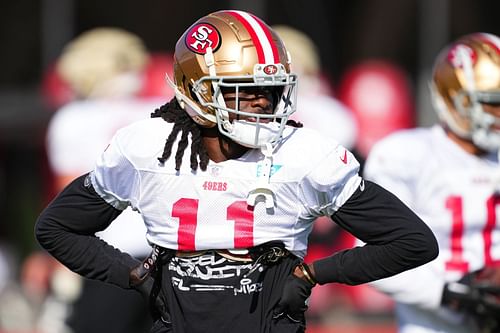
(1, 0, 500, 332)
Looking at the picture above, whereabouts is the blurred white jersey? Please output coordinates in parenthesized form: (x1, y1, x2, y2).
(364, 125, 500, 333)
(90, 118, 361, 257)
(47, 98, 164, 257)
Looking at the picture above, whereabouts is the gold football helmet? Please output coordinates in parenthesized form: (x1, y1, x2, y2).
(167, 10, 298, 148)
(432, 32, 500, 151)
(57, 27, 148, 99)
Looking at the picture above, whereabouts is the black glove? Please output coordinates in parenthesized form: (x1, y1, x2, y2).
(132, 275, 171, 324)
(273, 273, 314, 322)
(442, 269, 500, 332)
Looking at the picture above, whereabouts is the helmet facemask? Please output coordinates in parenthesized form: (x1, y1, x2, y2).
(454, 90, 500, 151)
(191, 63, 298, 148)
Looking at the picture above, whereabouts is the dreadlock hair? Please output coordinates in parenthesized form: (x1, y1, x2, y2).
(151, 98, 209, 171)
(286, 119, 303, 128)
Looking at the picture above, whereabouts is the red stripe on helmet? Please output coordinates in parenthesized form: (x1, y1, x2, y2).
(250, 13, 280, 63)
(226, 11, 277, 64)
(475, 33, 500, 55)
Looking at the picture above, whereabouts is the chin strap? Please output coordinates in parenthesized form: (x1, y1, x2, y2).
(247, 143, 276, 209)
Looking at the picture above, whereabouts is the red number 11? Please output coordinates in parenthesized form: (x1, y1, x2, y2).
(172, 198, 254, 250)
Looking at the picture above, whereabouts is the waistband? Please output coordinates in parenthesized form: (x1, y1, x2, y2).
(162, 240, 290, 264)
(175, 249, 253, 262)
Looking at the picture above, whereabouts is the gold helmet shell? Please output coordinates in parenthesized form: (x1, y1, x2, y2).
(57, 27, 148, 99)
(432, 32, 500, 151)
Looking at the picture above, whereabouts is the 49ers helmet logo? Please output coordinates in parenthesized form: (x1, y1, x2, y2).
(447, 44, 477, 68)
(263, 64, 278, 75)
(185, 23, 221, 55)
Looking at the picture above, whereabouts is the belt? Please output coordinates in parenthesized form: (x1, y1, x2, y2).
(173, 241, 289, 264)
(175, 249, 253, 262)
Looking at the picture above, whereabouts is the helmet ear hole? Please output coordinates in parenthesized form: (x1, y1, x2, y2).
(188, 84, 200, 103)
(454, 92, 473, 113)
(189, 82, 216, 106)
(461, 95, 471, 108)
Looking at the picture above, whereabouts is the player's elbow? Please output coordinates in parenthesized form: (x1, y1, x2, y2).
(34, 210, 59, 252)
(423, 231, 439, 264)
(34, 214, 50, 250)
(409, 227, 439, 268)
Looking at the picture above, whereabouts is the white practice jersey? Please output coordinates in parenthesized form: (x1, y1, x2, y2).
(364, 125, 500, 333)
(90, 117, 361, 258)
(47, 98, 164, 257)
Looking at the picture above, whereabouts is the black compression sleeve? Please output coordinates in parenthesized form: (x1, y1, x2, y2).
(35, 174, 141, 289)
(312, 180, 438, 285)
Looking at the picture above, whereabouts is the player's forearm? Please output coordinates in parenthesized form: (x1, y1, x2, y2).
(36, 220, 138, 288)
(313, 240, 436, 285)
(313, 180, 438, 285)
(35, 174, 140, 289)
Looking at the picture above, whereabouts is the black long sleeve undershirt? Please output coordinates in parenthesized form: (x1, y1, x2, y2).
(35, 174, 141, 289)
(313, 179, 439, 285)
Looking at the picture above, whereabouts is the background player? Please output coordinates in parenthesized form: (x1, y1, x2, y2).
(363, 32, 500, 333)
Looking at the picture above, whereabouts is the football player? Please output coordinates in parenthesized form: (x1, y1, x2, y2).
(363, 33, 500, 333)
(35, 10, 438, 333)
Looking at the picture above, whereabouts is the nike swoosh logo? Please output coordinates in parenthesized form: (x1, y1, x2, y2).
(340, 150, 348, 164)
(359, 179, 365, 191)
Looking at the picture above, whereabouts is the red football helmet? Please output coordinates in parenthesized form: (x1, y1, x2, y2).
(168, 10, 298, 148)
